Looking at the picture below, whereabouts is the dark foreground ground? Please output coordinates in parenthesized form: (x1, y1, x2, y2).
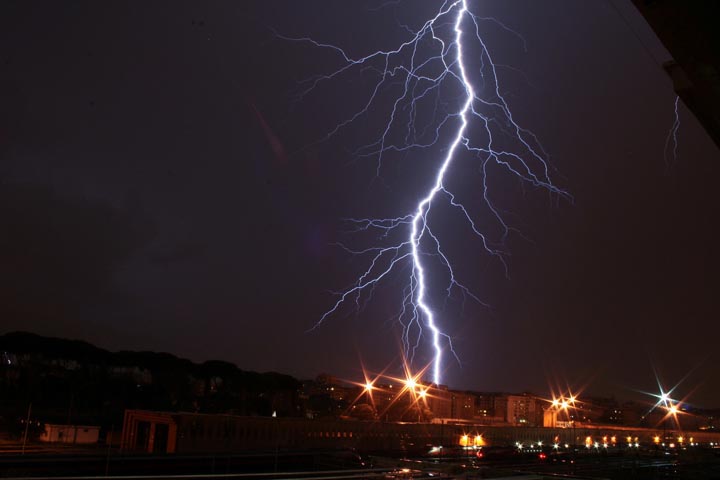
(1, 443, 720, 479)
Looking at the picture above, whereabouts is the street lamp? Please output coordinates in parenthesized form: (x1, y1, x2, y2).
(552, 393, 578, 448)
(363, 381, 374, 409)
(405, 378, 417, 390)
(664, 401, 681, 443)
(402, 376, 426, 422)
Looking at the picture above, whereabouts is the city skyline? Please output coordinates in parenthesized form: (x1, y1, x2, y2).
(1, 330, 715, 416)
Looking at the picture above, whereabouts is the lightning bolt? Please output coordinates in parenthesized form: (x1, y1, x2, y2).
(664, 95, 680, 169)
(282, 0, 570, 385)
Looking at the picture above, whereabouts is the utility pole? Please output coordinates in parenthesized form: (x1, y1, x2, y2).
(21, 403, 32, 455)
(105, 424, 114, 476)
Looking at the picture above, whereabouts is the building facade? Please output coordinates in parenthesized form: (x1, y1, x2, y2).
(40, 424, 100, 444)
(120, 409, 719, 455)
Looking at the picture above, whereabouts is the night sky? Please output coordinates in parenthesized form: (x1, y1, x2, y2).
(2, 1, 719, 407)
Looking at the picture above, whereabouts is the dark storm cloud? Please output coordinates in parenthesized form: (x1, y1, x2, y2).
(1, 0, 719, 407)
(148, 242, 207, 267)
(0, 182, 151, 329)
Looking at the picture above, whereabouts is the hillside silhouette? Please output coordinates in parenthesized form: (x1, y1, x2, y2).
(0, 331, 300, 432)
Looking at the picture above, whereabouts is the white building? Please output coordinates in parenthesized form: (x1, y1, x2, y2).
(40, 424, 100, 444)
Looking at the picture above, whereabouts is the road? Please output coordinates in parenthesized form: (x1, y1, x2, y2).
(1, 444, 720, 479)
